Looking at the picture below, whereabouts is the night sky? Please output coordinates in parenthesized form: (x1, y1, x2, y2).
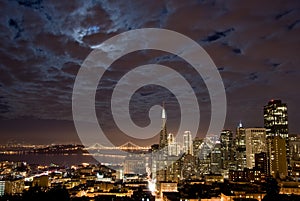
(1, 0, 300, 145)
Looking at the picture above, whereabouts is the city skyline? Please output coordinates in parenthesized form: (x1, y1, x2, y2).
(1, 1, 300, 200)
(0, 99, 298, 146)
(1, 99, 299, 147)
(0, 100, 300, 200)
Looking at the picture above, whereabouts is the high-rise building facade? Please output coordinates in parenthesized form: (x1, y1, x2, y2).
(210, 141, 222, 173)
(289, 134, 300, 161)
(288, 134, 300, 178)
(220, 130, 234, 169)
(197, 137, 215, 174)
(183, 131, 193, 155)
(167, 133, 180, 156)
(264, 100, 288, 139)
(236, 122, 246, 170)
(255, 152, 268, 174)
(192, 137, 203, 157)
(245, 128, 267, 169)
(154, 104, 169, 183)
(267, 136, 288, 179)
(264, 99, 290, 174)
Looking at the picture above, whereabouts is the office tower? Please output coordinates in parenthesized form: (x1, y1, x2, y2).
(183, 131, 193, 155)
(167, 133, 180, 156)
(255, 152, 268, 174)
(164, 157, 181, 182)
(155, 103, 172, 183)
(220, 130, 234, 169)
(206, 133, 220, 144)
(180, 154, 199, 180)
(211, 141, 222, 173)
(167, 133, 174, 145)
(264, 99, 290, 173)
(289, 134, 300, 161)
(196, 137, 215, 174)
(192, 137, 203, 157)
(264, 100, 288, 138)
(159, 103, 168, 149)
(198, 138, 213, 160)
(288, 134, 300, 177)
(245, 128, 267, 169)
(236, 122, 246, 170)
(267, 136, 288, 179)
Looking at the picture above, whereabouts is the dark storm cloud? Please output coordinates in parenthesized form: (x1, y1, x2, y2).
(201, 28, 235, 43)
(1, 0, 300, 144)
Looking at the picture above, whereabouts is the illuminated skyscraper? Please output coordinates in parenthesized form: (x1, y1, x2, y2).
(183, 131, 193, 155)
(220, 130, 234, 169)
(289, 134, 300, 161)
(167, 133, 180, 156)
(155, 103, 170, 183)
(159, 103, 168, 149)
(245, 128, 266, 169)
(264, 100, 288, 139)
(211, 141, 222, 173)
(192, 137, 203, 157)
(236, 122, 246, 170)
(289, 134, 300, 177)
(264, 99, 290, 174)
(267, 136, 288, 179)
(255, 152, 268, 174)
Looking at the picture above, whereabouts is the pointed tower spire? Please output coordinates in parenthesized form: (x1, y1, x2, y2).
(159, 102, 168, 148)
(238, 120, 243, 128)
(162, 101, 166, 119)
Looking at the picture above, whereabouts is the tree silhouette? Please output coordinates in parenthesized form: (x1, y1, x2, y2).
(262, 177, 280, 201)
(22, 185, 70, 201)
